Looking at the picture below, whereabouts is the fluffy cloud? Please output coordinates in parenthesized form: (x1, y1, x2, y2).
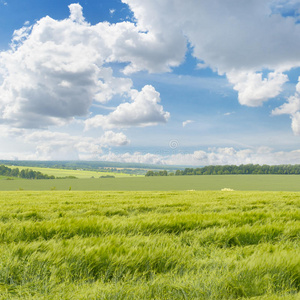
(272, 77, 300, 135)
(98, 151, 164, 165)
(95, 146, 300, 166)
(0, 5, 110, 128)
(85, 85, 170, 129)
(24, 131, 101, 160)
(19, 130, 130, 160)
(123, 0, 300, 106)
(100, 131, 130, 146)
(0, 3, 176, 129)
(227, 71, 288, 106)
(182, 120, 194, 127)
(2, 1, 300, 161)
(2, 1, 300, 130)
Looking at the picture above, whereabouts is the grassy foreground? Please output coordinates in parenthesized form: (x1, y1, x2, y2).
(0, 190, 299, 299)
(1, 174, 300, 191)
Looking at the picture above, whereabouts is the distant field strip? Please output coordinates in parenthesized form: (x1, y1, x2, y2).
(0, 191, 299, 299)
(0, 174, 300, 191)
(6, 165, 135, 178)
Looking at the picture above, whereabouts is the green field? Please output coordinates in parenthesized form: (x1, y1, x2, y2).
(0, 190, 299, 299)
(0, 174, 300, 191)
(6, 165, 137, 179)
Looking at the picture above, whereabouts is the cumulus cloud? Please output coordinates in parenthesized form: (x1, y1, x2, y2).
(0, 7, 111, 128)
(21, 130, 130, 160)
(123, 0, 300, 107)
(272, 77, 300, 135)
(85, 85, 170, 130)
(227, 71, 288, 106)
(166, 147, 300, 165)
(95, 146, 300, 166)
(182, 120, 194, 127)
(1, 1, 299, 131)
(2, 1, 300, 161)
(0, 3, 178, 129)
(3, 144, 300, 165)
(23, 131, 101, 160)
(100, 130, 130, 146)
(98, 151, 164, 165)
(69, 3, 86, 24)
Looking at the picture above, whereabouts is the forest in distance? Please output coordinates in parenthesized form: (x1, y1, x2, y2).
(146, 164, 300, 176)
(0, 165, 75, 180)
(3, 163, 300, 181)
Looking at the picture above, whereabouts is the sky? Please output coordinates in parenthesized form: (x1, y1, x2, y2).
(1, 0, 300, 165)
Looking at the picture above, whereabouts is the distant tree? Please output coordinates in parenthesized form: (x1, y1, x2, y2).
(145, 171, 154, 177)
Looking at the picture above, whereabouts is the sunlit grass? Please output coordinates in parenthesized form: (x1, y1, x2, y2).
(0, 191, 299, 299)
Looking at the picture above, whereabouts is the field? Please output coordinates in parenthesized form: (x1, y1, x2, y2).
(0, 190, 299, 299)
(6, 165, 136, 179)
(0, 174, 300, 191)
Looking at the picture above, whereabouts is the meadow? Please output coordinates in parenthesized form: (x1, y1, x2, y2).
(0, 174, 300, 191)
(0, 190, 299, 299)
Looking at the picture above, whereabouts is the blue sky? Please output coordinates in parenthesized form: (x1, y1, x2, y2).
(1, 0, 300, 165)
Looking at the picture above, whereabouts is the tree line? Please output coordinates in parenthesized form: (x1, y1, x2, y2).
(0, 165, 55, 179)
(145, 164, 300, 176)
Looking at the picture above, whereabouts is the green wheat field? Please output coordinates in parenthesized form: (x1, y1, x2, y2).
(0, 190, 299, 299)
(1, 174, 300, 191)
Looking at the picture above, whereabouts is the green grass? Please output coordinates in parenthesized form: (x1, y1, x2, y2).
(0, 190, 299, 299)
(0, 174, 300, 191)
(5, 165, 137, 179)
(0, 176, 23, 182)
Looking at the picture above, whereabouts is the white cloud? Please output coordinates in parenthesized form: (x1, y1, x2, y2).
(96, 146, 300, 166)
(85, 85, 170, 130)
(24, 131, 101, 160)
(227, 71, 288, 106)
(21, 129, 130, 160)
(165, 147, 300, 165)
(291, 112, 300, 135)
(0, 3, 179, 130)
(0, 10, 110, 128)
(182, 120, 194, 127)
(2, 1, 300, 161)
(69, 3, 86, 24)
(272, 77, 300, 135)
(123, 0, 300, 106)
(2, 1, 299, 131)
(100, 131, 130, 146)
(99, 151, 164, 165)
(273, 94, 300, 116)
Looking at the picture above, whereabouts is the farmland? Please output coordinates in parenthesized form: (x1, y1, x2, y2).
(0, 174, 300, 191)
(6, 165, 136, 179)
(0, 190, 299, 299)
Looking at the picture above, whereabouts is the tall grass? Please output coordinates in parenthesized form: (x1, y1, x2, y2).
(0, 191, 299, 299)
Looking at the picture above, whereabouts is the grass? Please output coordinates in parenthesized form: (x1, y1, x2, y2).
(0, 190, 299, 299)
(5, 165, 137, 179)
(0, 174, 300, 191)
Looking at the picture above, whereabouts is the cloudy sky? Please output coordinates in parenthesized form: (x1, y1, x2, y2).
(1, 0, 300, 165)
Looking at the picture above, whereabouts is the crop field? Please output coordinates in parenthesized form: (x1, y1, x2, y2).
(0, 190, 299, 299)
(0, 174, 300, 191)
(6, 165, 135, 179)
